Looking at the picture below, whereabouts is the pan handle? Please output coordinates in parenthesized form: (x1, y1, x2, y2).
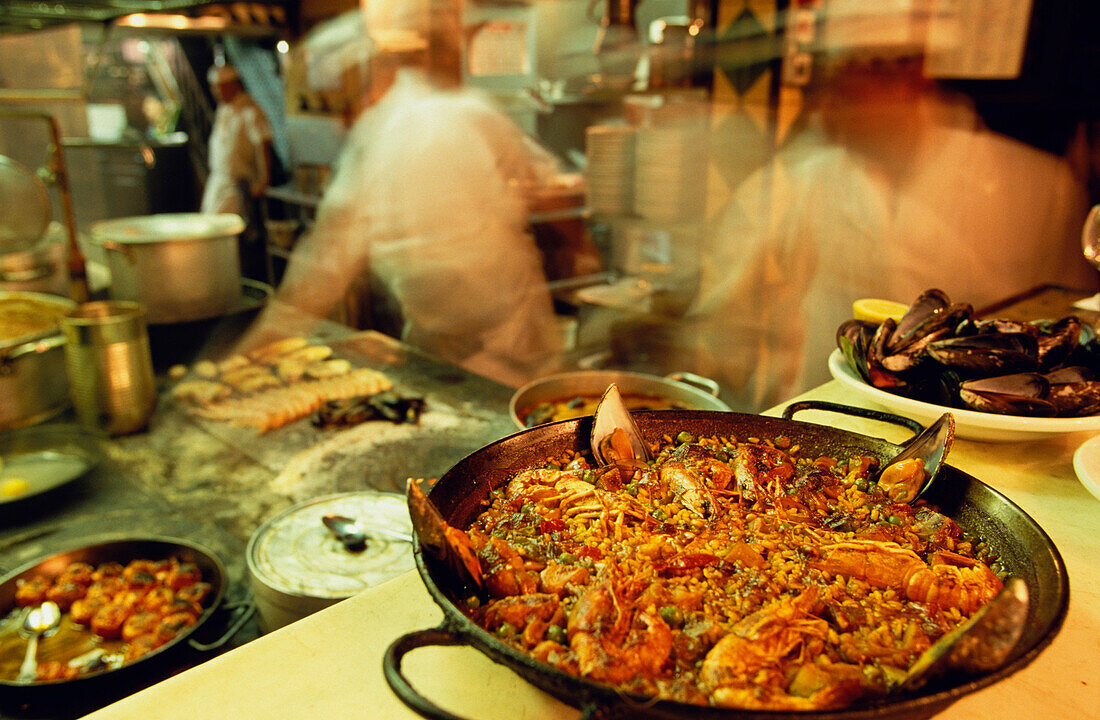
(188, 596, 257, 653)
(384, 626, 600, 720)
(663, 371, 721, 397)
(781, 400, 925, 435)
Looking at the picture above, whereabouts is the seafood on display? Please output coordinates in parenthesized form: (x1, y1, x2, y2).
(169, 337, 392, 432)
(411, 428, 1017, 711)
(837, 288, 1100, 417)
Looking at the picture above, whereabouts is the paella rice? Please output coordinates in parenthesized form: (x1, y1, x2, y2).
(450, 430, 1004, 710)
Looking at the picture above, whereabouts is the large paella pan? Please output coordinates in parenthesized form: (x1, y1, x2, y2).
(385, 404, 1068, 720)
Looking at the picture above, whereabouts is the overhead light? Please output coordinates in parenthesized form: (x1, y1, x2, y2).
(115, 13, 231, 31)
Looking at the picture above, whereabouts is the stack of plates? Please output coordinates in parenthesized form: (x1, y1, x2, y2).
(633, 124, 706, 223)
(585, 124, 636, 216)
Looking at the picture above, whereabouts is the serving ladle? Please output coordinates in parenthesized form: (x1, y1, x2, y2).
(16, 601, 60, 683)
(877, 412, 955, 503)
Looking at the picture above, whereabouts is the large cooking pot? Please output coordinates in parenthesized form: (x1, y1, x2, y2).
(90, 213, 245, 325)
(510, 369, 730, 429)
(0, 291, 76, 431)
(0, 535, 254, 709)
(384, 402, 1069, 720)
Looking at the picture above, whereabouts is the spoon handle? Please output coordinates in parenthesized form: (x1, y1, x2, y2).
(16, 635, 39, 683)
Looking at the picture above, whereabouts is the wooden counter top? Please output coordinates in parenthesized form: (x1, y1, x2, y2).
(76, 380, 1100, 720)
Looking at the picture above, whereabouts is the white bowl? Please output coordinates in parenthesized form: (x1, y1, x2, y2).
(827, 349, 1100, 442)
(1072, 435, 1100, 502)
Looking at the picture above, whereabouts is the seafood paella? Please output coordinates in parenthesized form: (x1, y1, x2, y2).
(434, 428, 1007, 711)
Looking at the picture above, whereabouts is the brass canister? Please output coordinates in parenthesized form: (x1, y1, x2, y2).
(61, 301, 156, 436)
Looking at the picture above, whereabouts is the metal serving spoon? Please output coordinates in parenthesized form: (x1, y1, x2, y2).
(322, 514, 412, 553)
(16, 601, 60, 683)
(877, 413, 955, 503)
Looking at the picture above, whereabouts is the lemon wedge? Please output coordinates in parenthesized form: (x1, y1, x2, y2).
(1, 478, 29, 498)
(853, 298, 910, 325)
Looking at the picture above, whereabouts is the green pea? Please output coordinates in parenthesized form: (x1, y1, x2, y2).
(547, 624, 566, 644)
(658, 605, 684, 627)
(559, 552, 577, 564)
(497, 622, 517, 638)
(676, 431, 694, 443)
(888, 515, 902, 526)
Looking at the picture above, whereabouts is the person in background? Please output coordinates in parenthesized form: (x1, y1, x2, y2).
(242, 0, 564, 387)
(201, 63, 274, 221)
(663, 32, 1097, 412)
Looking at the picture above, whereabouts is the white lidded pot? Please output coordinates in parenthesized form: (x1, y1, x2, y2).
(246, 491, 415, 633)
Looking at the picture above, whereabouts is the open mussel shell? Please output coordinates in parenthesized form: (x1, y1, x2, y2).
(590, 383, 652, 466)
(903, 577, 1029, 691)
(926, 333, 1040, 376)
(878, 412, 955, 503)
(959, 373, 1057, 416)
(406, 479, 483, 591)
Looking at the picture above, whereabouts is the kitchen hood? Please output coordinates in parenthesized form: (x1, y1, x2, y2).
(0, 1, 291, 36)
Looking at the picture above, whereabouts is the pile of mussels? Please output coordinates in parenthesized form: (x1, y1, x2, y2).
(837, 288, 1100, 417)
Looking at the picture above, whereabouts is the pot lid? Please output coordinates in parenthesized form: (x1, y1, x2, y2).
(89, 213, 245, 245)
(0, 156, 51, 254)
(247, 491, 414, 601)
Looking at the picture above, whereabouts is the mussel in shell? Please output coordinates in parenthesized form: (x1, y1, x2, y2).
(837, 288, 1100, 418)
(958, 373, 1056, 416)
(925, 333, 1040, 377)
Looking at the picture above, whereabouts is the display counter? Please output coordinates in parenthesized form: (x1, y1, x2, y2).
(0, 325, 520, 719)
(70, 380, 1100, 720)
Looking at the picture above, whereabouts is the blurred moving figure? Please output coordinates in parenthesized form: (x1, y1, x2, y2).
(246, 1, 564, 387)
(668, 42, 1096, 412)
(201, 63, 274, 220)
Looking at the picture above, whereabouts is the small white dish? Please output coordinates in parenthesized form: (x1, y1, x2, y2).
(827, 349, 1100, 443)
(1072, 435, 1100, 502)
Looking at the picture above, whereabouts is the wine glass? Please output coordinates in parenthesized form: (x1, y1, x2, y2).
(1082, 204, 1100, 272)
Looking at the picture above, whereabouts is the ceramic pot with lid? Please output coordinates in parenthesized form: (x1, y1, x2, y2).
(90, 213, 245, 324)
(247, 491, 414, 633)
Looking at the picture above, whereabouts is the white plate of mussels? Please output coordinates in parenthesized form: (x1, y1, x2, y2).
(828, 350, 1100, 442)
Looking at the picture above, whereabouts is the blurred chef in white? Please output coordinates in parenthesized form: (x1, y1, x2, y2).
(201, 63, 274, 220)
(245, 0, 564, 387)
(668, 3, 1097, 412)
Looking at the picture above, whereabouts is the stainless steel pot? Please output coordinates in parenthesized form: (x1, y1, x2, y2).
(0, 291, 76, 431)
(90, 213, 245, 325)
(0, 224, 69, 296)
(509, 369, 730, 428)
